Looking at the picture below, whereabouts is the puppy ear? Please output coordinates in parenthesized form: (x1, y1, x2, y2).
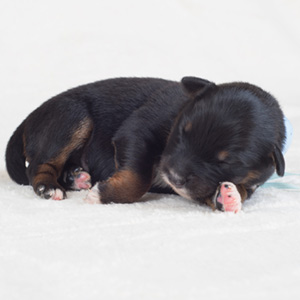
(181, 76, 215, 95)
(272, 145, 285, 176)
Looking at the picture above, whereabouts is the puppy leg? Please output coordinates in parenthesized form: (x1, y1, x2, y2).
(85, 167, 153, 204)
(85, 98, 170, 204)
(26, 118, 93, 200)
(30, 163, 66, 200)
(85, 169, 152, 204)
(85, 137, 154, 204)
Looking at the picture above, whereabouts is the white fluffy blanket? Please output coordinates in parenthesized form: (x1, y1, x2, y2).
(1, 0, 299, 299)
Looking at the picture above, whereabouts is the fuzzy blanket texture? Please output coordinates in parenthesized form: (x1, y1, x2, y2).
(0, 0, 299, 299)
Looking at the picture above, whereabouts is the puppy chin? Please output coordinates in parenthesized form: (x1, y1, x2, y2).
(161, 174, 193, 201)
(172, 186, 194, 201)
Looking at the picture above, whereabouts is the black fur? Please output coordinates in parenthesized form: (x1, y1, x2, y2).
(161, 79, 286, 204)
(5, 77, 286, 207)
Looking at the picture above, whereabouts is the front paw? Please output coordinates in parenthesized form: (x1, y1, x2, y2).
(84, 184, 102, 204)
(36, 184, 66, 200)
(213, 182, 242, 213)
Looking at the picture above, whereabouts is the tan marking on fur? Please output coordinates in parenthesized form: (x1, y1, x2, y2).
(184, 122, 193, 132)
(32, 165, 58, 188)
(236, 184, 248, 202)
(205, 198, 216, 210)
(100, 169, 151, 203)
(217, 150, 229, 161)
(51, 118, 93, 168)
(38, 164, 57, 176)
(269, 152, 276, 166)
(32, 117, 93, 188)
(240, 170, 261, 185)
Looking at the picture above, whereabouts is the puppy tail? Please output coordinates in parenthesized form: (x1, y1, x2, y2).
(5, 121, 29, 185)
(273, 145, 285, 177)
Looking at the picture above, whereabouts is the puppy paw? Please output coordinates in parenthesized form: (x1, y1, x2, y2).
(73, 171, 92, 190)
(65, 167, 92, 190)
(214, 182, 242, 213)
(84, 184, 102, 204)
(36, 184, 66, 201)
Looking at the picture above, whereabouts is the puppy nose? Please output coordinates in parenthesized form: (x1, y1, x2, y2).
(168, 173, 186, 188)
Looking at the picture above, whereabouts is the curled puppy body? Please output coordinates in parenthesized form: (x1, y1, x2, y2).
(6, 77, 286, 211)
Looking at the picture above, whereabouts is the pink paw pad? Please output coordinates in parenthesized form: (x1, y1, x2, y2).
(215, 182, 242, 213)
(73, 171, 92, 190)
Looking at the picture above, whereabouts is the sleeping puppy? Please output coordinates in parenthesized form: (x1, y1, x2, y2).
(5, 77, 286, 212)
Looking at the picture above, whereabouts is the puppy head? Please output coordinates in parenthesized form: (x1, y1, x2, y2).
(160, 77, 284, 202)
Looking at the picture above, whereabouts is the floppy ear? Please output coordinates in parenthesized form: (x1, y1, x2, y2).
(273, 145, 285, 176)
(181, 76, 215, 95)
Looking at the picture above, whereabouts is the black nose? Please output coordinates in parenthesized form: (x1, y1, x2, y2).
(168, 173, 186, 188)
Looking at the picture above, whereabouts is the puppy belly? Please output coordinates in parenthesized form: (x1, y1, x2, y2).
(215, 182, 242, 213)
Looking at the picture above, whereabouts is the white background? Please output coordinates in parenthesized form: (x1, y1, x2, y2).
(0, 0, 299, 299)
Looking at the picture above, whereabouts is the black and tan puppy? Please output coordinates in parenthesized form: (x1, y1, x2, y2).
(6, 77, 286, 211)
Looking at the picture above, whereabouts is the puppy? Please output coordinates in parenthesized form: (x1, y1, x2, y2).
(6, 77, 286, 211)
